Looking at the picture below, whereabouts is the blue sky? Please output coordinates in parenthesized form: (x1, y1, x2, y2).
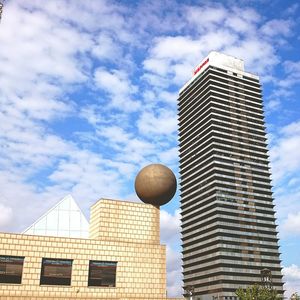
(0, 0, 300, 297)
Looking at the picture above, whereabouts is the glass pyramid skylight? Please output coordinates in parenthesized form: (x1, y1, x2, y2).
(22, 195, 89, 238)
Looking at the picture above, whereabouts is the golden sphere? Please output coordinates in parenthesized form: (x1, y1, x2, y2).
(135, 164, 177, 206)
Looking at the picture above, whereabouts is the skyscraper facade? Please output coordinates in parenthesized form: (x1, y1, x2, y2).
(179, 52, 283, 300)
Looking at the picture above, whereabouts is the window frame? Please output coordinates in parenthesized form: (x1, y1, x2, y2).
(0, 255, 25, 284)
(40, 258, 73, 286)
(88, 260, 117, 287)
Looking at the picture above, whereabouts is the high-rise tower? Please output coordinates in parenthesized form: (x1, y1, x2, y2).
(179, 52, 283, 300)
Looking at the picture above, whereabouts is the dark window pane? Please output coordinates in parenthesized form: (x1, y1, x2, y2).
(88, 261, 117, 287)
(40, 258, 72, 286)
(0, 255, 24, 284)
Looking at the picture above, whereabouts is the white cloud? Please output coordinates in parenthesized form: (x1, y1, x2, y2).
(17, 0, 133, 42)
(160, 209, 181, 245)
(116, 138, 156, 164)
(0, 1, 299, 298)
(145, 30, 238, 72)
(158, 90, 178, 105)
(0, 203, 13, 228)
(142, 73, 171, 89)
(285, 3, 299, 15)
(129, 1, 184, 37)
(283, 265, 300, 298)
(159, 147, 179, 165)
(288, 177, 300, 187)
(80, 105, 105, 127)
(166, 246, 183, 297)
(0, 171, 57, 232)
(185, 6, 228, 29)
(270, 121, 300, 243)
(142, 36, 203, 86)
(138, 109, 177, 136)
(91, 32, 123, 61)
(282, 212, 300, 237)
(94, 68, 135, 96)
(270, 121, 300, 184)
(1, 3, 89, 92)
(274, 188, 300, 224)
(0, 0, 144, 233)
(143, 58, 170, 76)
(199, 30, 238, 52)
(266, 99, 281, 112)
(0, 119, 71, 171)
(0, 144, 130, 233)
(160, 209, 182, 297)
(97, 125, 132, 145)
(261, 19, 293, 37)
(95, 125, 157, 165)
(281, 121, 300, 136)
(94, 68, 140, 111)
(225, 15, 256, 33)
(224, 38, 279, 74)
(48, 153, 125, 208)
(0, 0, 142, 228)
(279, 60, 300, 88)
(143, 23, 280, 89)
(150, 36, 202, 61)
(141, 3, 296, 93)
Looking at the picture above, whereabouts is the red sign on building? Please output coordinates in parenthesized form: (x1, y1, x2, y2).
(193, 58, 209, 76)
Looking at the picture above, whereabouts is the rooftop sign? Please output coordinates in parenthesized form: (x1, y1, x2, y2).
(193, 57, 209, 76)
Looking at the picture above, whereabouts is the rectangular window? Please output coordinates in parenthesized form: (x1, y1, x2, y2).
(0, 255, 24, 284)
(40, 258, 72, 286)
(88, 261, 117, 287)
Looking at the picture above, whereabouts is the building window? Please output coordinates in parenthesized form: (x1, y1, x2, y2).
(88, 261, 117, 287)
(40, 258, 72, 286)
(0, 255, 24, 284)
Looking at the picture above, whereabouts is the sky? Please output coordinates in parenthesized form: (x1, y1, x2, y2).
(0, 0, 299, 297)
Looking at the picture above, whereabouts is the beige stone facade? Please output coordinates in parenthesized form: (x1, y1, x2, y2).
(0, 199, 177, 300)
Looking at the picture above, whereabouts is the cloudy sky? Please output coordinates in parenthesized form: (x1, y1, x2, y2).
(0, 0, 300, 297)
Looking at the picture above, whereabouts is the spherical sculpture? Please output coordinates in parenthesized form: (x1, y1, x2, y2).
(135, 163, 177, 206)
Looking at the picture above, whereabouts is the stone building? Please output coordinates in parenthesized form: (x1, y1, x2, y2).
(0, 198, 171, 299)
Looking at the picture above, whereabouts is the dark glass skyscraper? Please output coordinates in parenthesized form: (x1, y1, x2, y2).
(179, 52, 283, 300)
